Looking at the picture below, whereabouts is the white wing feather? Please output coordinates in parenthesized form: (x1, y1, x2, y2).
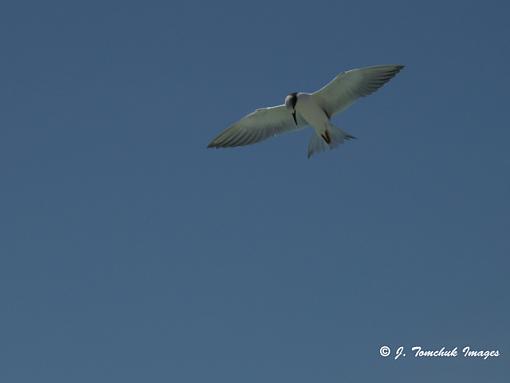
(208, 105, 306, 148)
(312, 65, 404, 118)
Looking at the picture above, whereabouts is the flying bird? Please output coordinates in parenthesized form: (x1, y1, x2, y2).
(207, 64, 404, 158)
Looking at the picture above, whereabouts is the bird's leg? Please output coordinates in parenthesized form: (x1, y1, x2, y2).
(321, 130, 331, 144)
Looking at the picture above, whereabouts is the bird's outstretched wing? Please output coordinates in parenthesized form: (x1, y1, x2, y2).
(312, 65, 404, 118)
(208, 105, 307, 148)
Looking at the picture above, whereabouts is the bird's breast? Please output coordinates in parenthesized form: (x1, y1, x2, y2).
(295, 93, 329, 132)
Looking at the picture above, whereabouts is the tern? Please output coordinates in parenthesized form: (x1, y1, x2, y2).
(207, 64, 404, 158)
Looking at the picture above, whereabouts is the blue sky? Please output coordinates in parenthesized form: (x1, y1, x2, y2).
(1, 0, 509, 381)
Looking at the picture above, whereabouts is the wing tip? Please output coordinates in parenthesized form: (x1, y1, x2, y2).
(207, 130, 234, 149)
(367, 64, 405, 74)
(207, 140, 229, 149)
(207, 138, 219, 148)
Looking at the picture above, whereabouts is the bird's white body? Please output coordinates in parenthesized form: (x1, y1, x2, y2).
(295, 93, 328, 136)
(208, 64, 404, 158)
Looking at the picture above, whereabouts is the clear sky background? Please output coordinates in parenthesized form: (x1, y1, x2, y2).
(1, 0, 509, 382)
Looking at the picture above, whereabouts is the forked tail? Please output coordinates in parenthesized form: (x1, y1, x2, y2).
(307, 123, 356, 158)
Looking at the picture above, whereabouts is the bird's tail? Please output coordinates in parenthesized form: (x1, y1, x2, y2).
(307, 123, 356, 158)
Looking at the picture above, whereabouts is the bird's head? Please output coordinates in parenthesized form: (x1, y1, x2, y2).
(284, 92, 298, 111)
(285, 92, 298, 125)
